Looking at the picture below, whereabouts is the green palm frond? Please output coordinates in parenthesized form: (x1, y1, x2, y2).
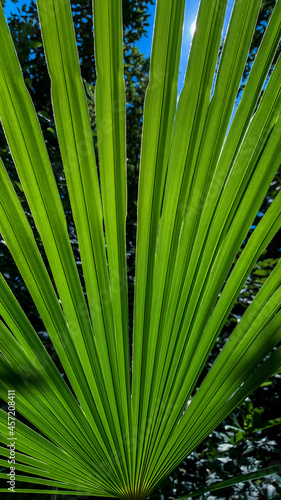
(0, 0, 280, 498)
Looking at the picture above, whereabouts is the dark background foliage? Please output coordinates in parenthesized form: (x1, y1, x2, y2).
(0, 0, 280, 498)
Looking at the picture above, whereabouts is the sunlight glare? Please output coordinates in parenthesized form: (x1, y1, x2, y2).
(190, 19, 196, 37)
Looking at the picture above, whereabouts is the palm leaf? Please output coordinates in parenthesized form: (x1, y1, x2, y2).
(0, 0, 280, 498)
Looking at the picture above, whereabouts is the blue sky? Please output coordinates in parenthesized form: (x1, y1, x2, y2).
(4, 0, 27, 16)
(139, 1, 202, 92)
(4, 0, 235, 93)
